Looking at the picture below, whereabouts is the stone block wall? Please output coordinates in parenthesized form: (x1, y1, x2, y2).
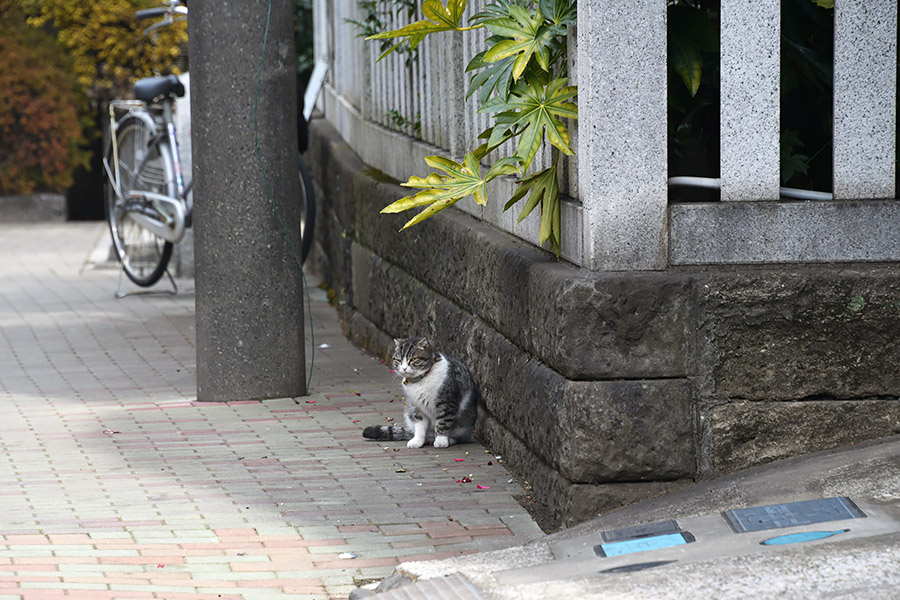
(306, 118, 900, 528)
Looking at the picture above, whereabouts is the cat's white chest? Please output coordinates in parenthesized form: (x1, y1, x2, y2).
(402, 354, 448, 417)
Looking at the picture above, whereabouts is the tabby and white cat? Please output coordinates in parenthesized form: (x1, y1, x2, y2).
(363, 337, 479, 448)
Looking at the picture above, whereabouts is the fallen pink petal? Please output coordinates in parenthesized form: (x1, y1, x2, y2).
(476, 485, 491, 490)
(306, 400, 316, 404)
(454, 458, 464, 462)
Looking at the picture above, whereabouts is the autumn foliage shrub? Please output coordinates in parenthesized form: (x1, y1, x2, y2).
(0, 5, 89, 194)
(0, 0, 188, 196)
(20, 0, 189, 106)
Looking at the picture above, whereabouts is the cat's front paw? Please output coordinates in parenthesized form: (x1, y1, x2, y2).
(407, 438, 425, 449)
(433, 435, 449, 448)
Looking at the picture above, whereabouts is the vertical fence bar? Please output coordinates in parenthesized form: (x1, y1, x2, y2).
(720, 0, 780, 201)
(374, 39, 384, 125)
(433, 35, 447, 149)
(335, 1, 356, 108)
(565, 23, 578, 200)
(833, 0, 897, 200)
(577, 0, 667, 271)
(312, 0, 331, 84)
(438, 33, 452, 151)
(446, 31, 467, 158)
(393, 5, 404, 133)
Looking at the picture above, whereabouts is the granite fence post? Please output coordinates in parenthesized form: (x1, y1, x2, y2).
(576, 0, 668, 271)
(720, 0, 780, 201)
(833, 0, 897, 199)
(189, 0, 306, 401)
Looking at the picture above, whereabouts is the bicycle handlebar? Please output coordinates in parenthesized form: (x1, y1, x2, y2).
(136, 8, 167, 20)
(136, 1, 187, 36)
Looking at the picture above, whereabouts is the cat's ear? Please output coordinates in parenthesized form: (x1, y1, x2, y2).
(415, 336, 430, 350)
(393, 338, 404, 349)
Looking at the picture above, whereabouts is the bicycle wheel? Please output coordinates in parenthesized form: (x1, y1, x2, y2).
(105, 115, 175, 287)
(298, 155, 316, 265)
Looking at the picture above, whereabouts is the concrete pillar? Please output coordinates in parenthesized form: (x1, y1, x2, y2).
(189, 0, 305, 402)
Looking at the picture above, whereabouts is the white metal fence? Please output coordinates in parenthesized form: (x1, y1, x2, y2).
(313, 0, 899, 270)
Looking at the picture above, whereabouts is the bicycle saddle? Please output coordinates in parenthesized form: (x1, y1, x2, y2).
(133, 74, 185, 103)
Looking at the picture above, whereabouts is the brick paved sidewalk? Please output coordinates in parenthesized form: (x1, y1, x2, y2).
(0, 223, 542, 600)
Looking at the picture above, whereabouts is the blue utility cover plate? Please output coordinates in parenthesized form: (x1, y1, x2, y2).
(723, 497, 865, 533)
(761, 529, 849, 546)
(594, 532, 695, 558)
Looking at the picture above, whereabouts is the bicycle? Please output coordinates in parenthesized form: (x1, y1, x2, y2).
(103, 0, 316, 296)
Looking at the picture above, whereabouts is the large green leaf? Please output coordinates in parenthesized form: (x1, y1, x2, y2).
(486, 110, 523, 149)
(538, 0, 576, 27)
(668, 4, 718, 97)
(503, 161, 561, 253)
(780, 130, 809, 184)
(381, 153, 516, 230)
(669, 32, 701, 97)
(367, 0, 480, 62)
(466, 47, 517, 104)
(470, 0, 530, 25)
(468, 1, 571, 103)
(480, 76, 577, 172)
(472, 124, 519, 160)
(482, 5, 556, 80)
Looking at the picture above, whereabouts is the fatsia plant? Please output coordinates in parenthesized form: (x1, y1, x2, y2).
(372, 0, 576, 255)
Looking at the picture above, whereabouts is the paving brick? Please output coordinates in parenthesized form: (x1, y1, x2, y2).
(19, 582, 107, 591)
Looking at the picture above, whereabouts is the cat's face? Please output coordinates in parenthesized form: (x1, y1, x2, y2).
(392, 337, 436, 379)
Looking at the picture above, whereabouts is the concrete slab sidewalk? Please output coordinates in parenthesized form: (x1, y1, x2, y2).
(0, 223, 543, 600)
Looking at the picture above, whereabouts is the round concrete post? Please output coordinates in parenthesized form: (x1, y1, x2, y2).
(188, 0, 305, 401)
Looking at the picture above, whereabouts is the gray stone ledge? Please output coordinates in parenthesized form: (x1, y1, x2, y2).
(671, 200, 900, 264)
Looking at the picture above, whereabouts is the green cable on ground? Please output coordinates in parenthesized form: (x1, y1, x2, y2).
(254, 0, 315, 394)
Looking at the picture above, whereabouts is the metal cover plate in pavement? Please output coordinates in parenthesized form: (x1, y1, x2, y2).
(594, 532, 696, 557)
(723, 497, 866, 533)
(600, 519, 681, 543)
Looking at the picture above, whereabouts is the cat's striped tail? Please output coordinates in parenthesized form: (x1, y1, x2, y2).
(362, 425, 413, 441)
